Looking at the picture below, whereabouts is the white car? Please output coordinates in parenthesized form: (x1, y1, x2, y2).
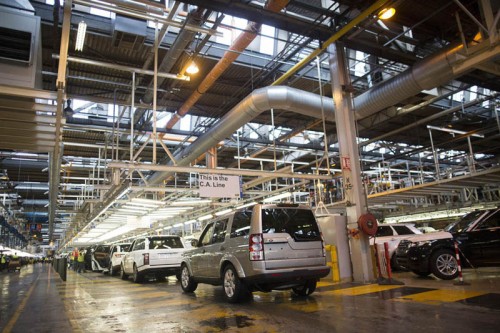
(121, 235, 186, 283)
(107, 243, 131, 276)
(371, 223, 422, 269)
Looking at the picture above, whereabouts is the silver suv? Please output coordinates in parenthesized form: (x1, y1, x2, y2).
(180, 203, 330, 302)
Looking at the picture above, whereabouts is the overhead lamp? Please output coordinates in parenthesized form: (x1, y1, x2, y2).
(378, 7, 396, 20)
(75, 21, 87, 51)
(185, 60, 199, 74)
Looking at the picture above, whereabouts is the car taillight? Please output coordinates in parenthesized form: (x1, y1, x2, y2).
(249, 233, 264, 261)
(143, 253, 149, 265)
(321, 232, 326, 257)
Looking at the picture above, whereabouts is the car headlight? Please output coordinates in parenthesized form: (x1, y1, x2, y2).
(410, 240, 435, 247)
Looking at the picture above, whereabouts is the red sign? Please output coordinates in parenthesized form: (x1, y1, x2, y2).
(341, 156, 351, 171)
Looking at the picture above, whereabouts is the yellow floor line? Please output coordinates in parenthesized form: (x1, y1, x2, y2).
(2, 276, 38, 333)
(394, 289, 487, 305)
(327, 284, 402, 296)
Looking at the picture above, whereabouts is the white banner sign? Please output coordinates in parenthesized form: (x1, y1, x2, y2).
(199, 174, 241, 198)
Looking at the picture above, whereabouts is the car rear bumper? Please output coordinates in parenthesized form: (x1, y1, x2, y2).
(243, 266, 330, 285)
(138, 264, 180, 276)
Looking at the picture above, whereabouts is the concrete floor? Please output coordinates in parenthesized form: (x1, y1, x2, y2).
(1, 264, 499, 333)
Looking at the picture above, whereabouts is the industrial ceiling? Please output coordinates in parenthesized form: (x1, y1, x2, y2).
(0, 0, 499, 250)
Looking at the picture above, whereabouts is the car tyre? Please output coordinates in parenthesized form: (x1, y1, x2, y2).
(120, 264, 128, 280)
(180, 264, 198, 292)
(430, 249, 459, 280)
(132, 264, 143, 283)
(109, 264, 115, 276)
(223, 264, 247, 303)
(292, 280, 317, 296)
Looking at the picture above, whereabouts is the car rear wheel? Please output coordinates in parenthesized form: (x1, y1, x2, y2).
(109, 264, 115, 276)
(430, 249, 459, 280)
(132, 264, 143, 283)
(180, 264, 197, 292)
(120, 264, 128, 280)
(292, 280, 317, 296)
(223, 264, 247, 303)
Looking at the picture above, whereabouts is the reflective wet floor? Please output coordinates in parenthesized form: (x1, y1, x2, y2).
(1, 264, 499, 332)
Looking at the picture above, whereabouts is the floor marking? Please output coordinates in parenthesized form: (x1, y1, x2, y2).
(327, 284, 402, 296)
(2, 274, 39, 333)
(394, 289, 487, 305)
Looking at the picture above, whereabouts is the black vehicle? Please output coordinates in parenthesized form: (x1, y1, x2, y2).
(396, 208, 500, 280)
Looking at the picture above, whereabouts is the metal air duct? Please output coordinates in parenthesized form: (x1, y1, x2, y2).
(148, 85, 334, 184)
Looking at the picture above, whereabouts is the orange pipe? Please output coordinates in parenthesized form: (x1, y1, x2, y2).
(165, 0, 289, 130)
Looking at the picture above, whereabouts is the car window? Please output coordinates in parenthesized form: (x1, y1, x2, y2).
(133, 239, 145, 251)
(199, 223, 215, 246)
(148, 237, 184, 249)
(476, 211, 500, 230)
(392, 225, 416, 235)
(230, 210, 252, 238)
(376, 226, 394, 237)
(261, 208, 321, 241)
(445, 210, 485, 232)
(211, 219, 229, 244)
(119, 244, 130, 252)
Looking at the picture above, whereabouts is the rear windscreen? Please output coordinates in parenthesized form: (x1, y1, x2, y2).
(149, 237, 184, 249)
(261, 208, 321, 241)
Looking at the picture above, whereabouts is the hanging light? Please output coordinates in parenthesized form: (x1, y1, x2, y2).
(75, 21, 87, 51)
(186, 60, 199, 74)
(378, 7, 396, 20)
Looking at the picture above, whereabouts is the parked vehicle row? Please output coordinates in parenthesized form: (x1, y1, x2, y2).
(396, 207, 500, 280)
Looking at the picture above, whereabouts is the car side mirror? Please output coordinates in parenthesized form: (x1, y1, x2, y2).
(190, 239, 198, 247)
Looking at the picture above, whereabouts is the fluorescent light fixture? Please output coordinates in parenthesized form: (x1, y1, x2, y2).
(236, 202, 256, 210)
(173, 223, 184, 228)
(198, 214, 213, 221)
(75, 21, 87, 51)
(184, 219, 197, 225)
(263, 192, 291, 203)
(171, 199, 212, 206)
(215, 209, 233, 216)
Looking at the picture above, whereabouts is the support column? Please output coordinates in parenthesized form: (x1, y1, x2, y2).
(328, 42, 374, 282)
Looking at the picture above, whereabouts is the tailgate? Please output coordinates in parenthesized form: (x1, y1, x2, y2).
(263, 233, 325, 269)
(149, 250, 183, 266)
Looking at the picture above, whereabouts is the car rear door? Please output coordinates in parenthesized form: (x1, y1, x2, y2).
(189, 222, 215, 277)
(259, 207, 325, 270)
(204, 218, 229, 277)
(463, 209, 500, 266)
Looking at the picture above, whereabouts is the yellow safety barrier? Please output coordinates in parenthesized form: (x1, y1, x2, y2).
(325, 244, 340, 282)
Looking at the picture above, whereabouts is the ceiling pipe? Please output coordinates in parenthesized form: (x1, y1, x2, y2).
(148, 34, 500, 185)
(164, 0, 290, 130)
(148, 85, 334, 184)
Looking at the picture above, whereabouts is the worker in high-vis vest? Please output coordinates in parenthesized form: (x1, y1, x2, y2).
(77, 250, 85, 273)
(0, 254, 6, 271)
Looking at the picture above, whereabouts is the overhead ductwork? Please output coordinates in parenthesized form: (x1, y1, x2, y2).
(148, 85, 334, 184)
(0, 2, 42, 89)
(148, 35, 499, 185)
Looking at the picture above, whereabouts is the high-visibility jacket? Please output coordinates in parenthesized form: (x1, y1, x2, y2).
(77, 252, 85, 262)
(1, 256, 5, 264)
